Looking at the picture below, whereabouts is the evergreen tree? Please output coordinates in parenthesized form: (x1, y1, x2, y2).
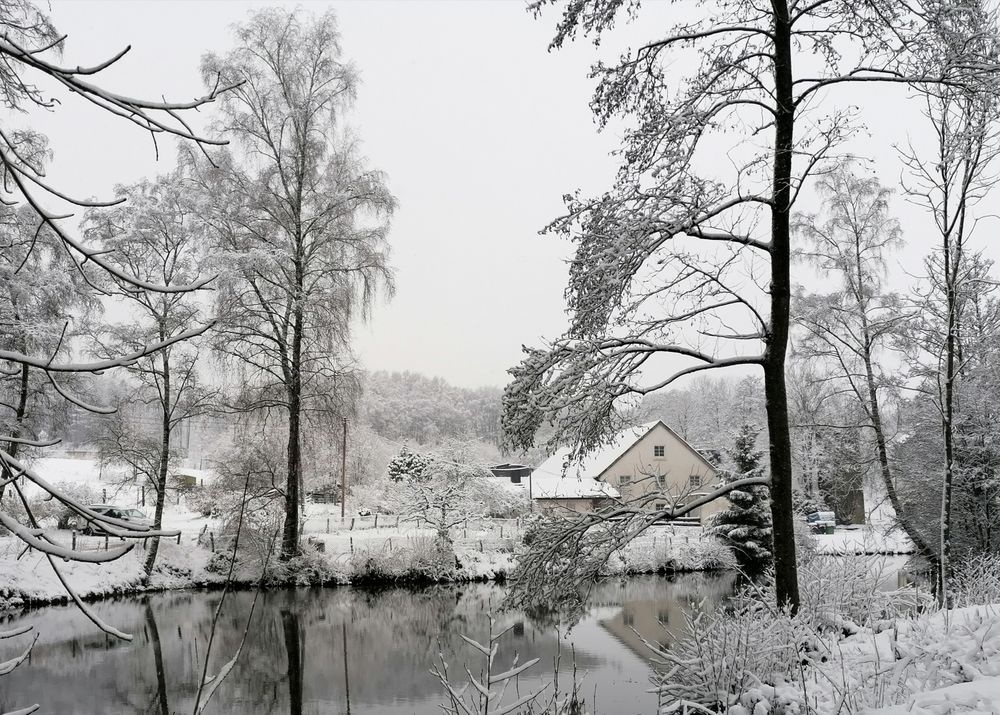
(711, 424, 773, 572)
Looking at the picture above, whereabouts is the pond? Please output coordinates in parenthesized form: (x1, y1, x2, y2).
(0, 573, 741, 715)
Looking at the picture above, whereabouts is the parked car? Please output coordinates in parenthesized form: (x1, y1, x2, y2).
(79, 505, 152, 535)
(806, 510, 837, 534)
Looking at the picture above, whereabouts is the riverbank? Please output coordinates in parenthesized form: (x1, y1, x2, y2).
(0, 523, 732, 612)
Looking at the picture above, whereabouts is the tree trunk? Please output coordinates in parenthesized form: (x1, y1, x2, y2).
(766, 0, 800, 613)
(0, 362, 29, 501)
(145, 351, 171, 576)
(282, 609, 303, 715)
(283, 389, 302, 560)
(940, 263, 957, 606)
(281, 300, 304, 560)
(144, 601, 169, 715)
(862, 347, 936, 560)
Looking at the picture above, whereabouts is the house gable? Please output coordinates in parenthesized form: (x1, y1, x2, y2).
(594, 421, 718, 484)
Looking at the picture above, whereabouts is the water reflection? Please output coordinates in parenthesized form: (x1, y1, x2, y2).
(0, 573, 737, 715)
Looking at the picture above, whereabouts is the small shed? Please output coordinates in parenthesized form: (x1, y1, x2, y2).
(171, 467, 215, 490)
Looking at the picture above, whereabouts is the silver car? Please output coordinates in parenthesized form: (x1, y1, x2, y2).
(81, 505, 152, 535)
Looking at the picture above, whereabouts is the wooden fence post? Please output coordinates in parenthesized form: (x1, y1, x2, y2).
(71, 530, 76, 551)
(210, 532, 215, 552)
(177, 532, 181, 545)
(104, 535, 109, 551)
(350, 518, 355, 531)
(374, 513, 378, 529)
(350, 537, 354, 554)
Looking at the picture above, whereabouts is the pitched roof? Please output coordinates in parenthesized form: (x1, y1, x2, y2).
(533, 421, 662, 482)
(529, 473, 621, 499)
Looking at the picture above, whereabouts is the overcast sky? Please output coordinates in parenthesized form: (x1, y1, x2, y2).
(34, 1, 1000, 389)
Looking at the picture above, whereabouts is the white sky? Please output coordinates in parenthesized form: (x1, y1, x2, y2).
(31, 1, 1000, 389)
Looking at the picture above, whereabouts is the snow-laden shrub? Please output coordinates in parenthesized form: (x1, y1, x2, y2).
(185, 487, 224, 518)
(476, 477, 530, 518)
(351, 536, 457, 582)
(952, 552, 1000, 606)
(264, 542, 346, 586)
(616, 534, 737, 574)
(655, 555, 916, 713)
(776, 554, 902, 632)
(653, 590, 807, 713)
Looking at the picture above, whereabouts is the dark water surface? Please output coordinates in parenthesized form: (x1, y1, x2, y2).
(0, 573, 739, 715)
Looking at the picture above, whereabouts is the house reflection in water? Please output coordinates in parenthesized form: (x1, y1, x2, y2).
(593, 571, 740, 662)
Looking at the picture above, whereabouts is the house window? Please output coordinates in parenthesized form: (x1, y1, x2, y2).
(655, 502, 666, 511)
(657, 609, 670, 624)
(623, 609, 634, 626)
(620, 474, 631, 486)
(657, 475, 666, 489)
(689, 474, 703, 489)
(653, 445, 665, 458)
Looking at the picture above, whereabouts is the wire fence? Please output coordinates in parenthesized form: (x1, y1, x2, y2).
(299, 513, 527, 537)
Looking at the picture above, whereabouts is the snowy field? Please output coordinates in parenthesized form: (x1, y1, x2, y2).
(813, 525, 915, 555)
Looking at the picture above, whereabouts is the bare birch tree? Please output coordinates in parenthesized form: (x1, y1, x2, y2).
(502, 0, 993, 613)
(192, 8, 395, 560)
(82, 169, 216, 575)
(897, 1, 1000, 604)
(792, 168, 935, 556)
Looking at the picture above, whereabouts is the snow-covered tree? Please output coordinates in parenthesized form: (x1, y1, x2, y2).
(388, 446, 432, 484)
(897, 2, 1000, 599)
(502, 0, 991, 613)
(712, 424, 773, 572)
(83, 169, 216, 575)
(1, 199, 94, 474)
(792, 168, 930, 553)
(393, 441, 491, 551)
(191, 8, 395, 560)
(0, 0, 233, 683)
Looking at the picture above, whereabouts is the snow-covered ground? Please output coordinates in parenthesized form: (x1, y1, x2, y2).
(803, 605, 1000, 714)
(813, 524, 915, 555)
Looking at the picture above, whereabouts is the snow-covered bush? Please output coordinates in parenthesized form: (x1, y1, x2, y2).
(654, 590, 807, 713)
(769, 554, 900, 632)
(217, 494, 282, 571)
(617, 534, 737, 574)
(351, 536, 458, 582)
(186, 486, 225, 518)
(476, 477, 530, 518)
(656, 554, 919, 713)
(952, 552, 1000, 607)
(264, 542, 346, 586)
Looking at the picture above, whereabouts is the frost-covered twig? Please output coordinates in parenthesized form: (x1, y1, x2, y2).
(432, 615, 586, 715)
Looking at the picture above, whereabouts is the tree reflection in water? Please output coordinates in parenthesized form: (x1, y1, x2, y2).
(0, 573, 737, 714)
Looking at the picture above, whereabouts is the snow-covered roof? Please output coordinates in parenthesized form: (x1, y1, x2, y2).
(533, 421, 661, 482)
(529, 473, 620, 500)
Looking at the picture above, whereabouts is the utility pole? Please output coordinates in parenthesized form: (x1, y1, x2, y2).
(340, 416, 348, 519)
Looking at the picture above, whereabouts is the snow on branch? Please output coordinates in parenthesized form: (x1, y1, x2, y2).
(0, 324, 212, 373)
(506, 476, 768, 618)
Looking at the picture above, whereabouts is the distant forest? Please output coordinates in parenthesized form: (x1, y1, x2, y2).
(361, 371, 502, 445)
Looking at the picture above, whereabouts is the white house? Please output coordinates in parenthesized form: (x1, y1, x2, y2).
(531, 420, 725, 524)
